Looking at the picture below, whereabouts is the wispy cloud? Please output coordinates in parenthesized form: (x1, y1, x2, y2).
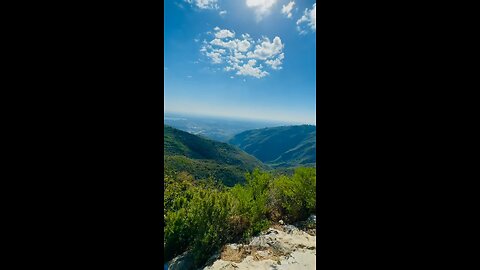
(219, 10, 227, 16)
(200, 27, 285, 78)
(281, 1, 295, 18)
(297, 3, 316, 34)
(184, 0, 219, 10)
(246, 0, 278, 21)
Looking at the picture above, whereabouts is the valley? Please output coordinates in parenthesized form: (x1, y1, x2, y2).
(163, 116, 317, 269)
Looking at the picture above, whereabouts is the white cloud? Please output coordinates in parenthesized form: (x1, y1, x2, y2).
(242, 33, 252, 40)
(237, 39, 251, 52)
(296, 3, 316, 33)
(210, 38, 238, 50)
(281, 1, 295, 18)
(234, 51, 246, 59)
(201, 27, 285, 78)
(219, 10, 227, 16)
(265, 53, 284, 70)
(234, 59, 269, 78)
(246, 0, 278, 21)
(184, 0, 219, 10)
(206, 51, 223, 63)
(248, 36, 284, 60)
(214, 28, 235, 39)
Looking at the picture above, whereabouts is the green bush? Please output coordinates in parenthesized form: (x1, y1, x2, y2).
(163, 167, 316, 268)
(268, 167, 316, 222)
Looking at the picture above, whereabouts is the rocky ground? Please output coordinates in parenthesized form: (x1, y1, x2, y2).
(201, 215, 316, 270)
(167, 215, 316, 270)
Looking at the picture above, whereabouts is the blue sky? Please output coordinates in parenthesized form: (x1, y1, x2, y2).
(164, 0, 316, 124)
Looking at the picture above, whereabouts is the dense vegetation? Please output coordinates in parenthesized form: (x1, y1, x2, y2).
(164, 125, 268, 186)
(228, 125, 316, 168)
(164, 167, 316, 268)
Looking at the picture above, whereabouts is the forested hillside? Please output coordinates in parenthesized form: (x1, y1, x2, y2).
(164, 125, 268, 186)
(228, 125, 316, 168)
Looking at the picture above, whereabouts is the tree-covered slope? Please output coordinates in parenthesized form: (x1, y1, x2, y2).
(228, 125, 316, 168)
(164, 125, 267, 186)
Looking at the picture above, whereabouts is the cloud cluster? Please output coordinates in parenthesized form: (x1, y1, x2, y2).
(296, 3, 316, 34)
(201, 27, 285, 78)
(281, 1, 295, 18)
(246, 0, 278, 21)
(184, 0, 219, 10)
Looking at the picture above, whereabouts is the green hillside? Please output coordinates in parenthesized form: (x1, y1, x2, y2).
(228, 125, 316, 168)
(164, 125, 268, 186)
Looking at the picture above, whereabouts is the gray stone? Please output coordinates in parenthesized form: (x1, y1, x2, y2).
(284, 225, 299, 234)
(168, 251, 195, 270)
(250, 236, 269, 248)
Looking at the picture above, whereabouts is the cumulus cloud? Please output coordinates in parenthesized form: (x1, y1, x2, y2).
(184, 0, 219, 10)
(248, 37, 284, 60)
(210, 38, 238, 50)
(246, 0, 278, 21)
(237, 39, 251, 52)
(297, 3, 316, 34)
(200, 27, 285, 78)
(281, 1, 295, 18)
(206, 50, 223, 63)
(234, 59, 269, 78)
(265, 53, 284, 70)
(214, 28, 235, 39)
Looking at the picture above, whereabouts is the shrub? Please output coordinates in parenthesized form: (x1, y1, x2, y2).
(163, 167, 316, 268)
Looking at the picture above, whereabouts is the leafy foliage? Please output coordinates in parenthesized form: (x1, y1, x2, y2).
(164, 167, 316, 268)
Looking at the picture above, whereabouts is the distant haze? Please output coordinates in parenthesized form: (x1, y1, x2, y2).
(164, 111, 312, 142)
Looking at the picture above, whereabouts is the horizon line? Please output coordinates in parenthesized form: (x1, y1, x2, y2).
(164, 110, 315, 126)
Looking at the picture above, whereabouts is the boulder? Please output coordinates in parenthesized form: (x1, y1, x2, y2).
(168, 251, 195, 270)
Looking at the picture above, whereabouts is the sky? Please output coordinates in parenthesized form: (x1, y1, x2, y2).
(164, 0, 316, 124)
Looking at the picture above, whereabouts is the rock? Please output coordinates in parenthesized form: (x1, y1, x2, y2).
(168, 251, 195, 270)
(279, 220, 284, 225)
(226, 244, 241, 250)
(249, 235, 269, 248)
(256, 250, 269, 257)
(204, 251, 221, 267)
(220, 244, 248, 263)
(266, 228, 279, 235)
(204, 224, 316, 269)
(284, 225, 299, 234)
(269, 241, 291, 256)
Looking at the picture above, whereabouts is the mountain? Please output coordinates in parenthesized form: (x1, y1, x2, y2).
(228, 125, 316, 168)
(164, 125, 268, 186)
(164, 112, 291, 142)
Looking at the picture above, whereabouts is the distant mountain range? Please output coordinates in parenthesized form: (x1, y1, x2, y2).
(164, 112, 293, 142)
(164, 125, 267, 186)
(228, 125, 316, 168)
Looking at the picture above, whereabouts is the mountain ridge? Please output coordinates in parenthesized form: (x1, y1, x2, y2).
(164, 125, 268, 186)
(228, 125, 316, 168)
